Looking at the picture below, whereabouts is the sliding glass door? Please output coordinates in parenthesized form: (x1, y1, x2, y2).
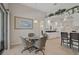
(0, 6, 4, 54)
(0, 4, 7, 54)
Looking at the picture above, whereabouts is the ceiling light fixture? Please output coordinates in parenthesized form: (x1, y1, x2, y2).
(48, 20, 50, 24)
(34, 20, 38, 23)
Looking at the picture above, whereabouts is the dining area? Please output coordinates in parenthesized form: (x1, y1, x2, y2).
(19, 31, 79, 55)
(3, 31, 79, 55)
(20, 32, 48, 55)
(2, 3, 79, 55)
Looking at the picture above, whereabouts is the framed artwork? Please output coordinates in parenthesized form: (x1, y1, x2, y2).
(14, 16, 33, 29)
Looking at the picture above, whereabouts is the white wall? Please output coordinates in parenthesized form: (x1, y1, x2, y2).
(8, 3, 79, 46)
(3, 3, 8, 9)
(8, 4, 46, 45)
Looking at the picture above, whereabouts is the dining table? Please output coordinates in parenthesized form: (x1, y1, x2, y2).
(20, 35, 43, 52)
(29, 36, 41, 44)
(20, 35, 43, 49)
(28, 35, 43, 49)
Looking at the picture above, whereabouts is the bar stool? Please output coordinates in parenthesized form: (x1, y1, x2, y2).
(70, 33, 79, 51)
(61, 32, 70, 47)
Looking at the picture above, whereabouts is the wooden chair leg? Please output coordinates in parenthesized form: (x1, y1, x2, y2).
(21, 47, 28, 53)
(78, 45, 79, 52)
(21, 47, 32, 53)
(61, 39, 63, 46)
(72, 41, 74, 50)
(70, 40, 71, 48)
(78, 40, 79, 52)
(28, 47, 33, 53)
(41, 50, 45, 55)
(61, 40, 62, 46)
(67, 40, 68, 47)
(35, 49, 40, 54)
(35, 49, 45, 55)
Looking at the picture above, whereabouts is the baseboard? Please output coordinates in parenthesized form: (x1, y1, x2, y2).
(10, 43, 21, 47)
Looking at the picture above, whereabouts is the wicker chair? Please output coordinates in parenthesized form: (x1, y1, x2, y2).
(35, 33, 48, 55)
(20, 37, 32, 53)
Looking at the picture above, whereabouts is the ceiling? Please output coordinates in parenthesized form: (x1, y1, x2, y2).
(21, 3, 79, 14)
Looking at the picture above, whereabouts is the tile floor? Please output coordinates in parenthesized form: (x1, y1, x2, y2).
(2, 38, 79, 55)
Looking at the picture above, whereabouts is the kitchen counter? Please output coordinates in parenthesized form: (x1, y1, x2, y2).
(46, 31, 56, 32)
(46, 31, 60, 39)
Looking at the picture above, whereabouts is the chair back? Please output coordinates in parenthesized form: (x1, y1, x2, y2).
(28, 33, 35, 37)
(70, 33, 79, 40)
(43, 33, 48, 39)
(34, 33, 48, 49)
(61, 32, 68, 38)
(39, 33, 48, 48)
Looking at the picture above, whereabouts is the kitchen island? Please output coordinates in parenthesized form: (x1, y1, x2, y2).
(46, 31, 60, 39)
